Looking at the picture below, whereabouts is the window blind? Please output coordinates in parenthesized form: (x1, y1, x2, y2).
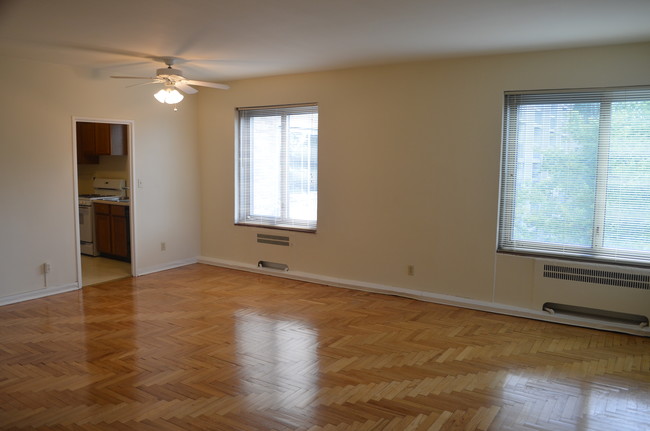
(236, 103, 318, 231)
(498, 86, 650, 265)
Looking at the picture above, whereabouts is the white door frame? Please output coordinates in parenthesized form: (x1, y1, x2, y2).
(71, 117, 137, 288)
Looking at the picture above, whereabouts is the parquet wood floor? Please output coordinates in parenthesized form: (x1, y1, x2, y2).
(1, 264, 649, 430)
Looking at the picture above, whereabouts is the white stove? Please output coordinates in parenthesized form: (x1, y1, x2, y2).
(79, 178, 127, 205)
(79, 178, 127, 256)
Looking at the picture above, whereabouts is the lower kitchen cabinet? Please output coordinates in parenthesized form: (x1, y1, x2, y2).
(94, 203, 130, 261)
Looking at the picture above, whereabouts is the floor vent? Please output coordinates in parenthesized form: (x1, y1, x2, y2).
(543, 302, 649, 327)
(256, 234, 290, 246)
(257, 261, 289, 271)
(543, 264, 650, 290)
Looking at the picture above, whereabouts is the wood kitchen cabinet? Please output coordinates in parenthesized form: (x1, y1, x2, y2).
(94, 203, 130, 261)
(76, 122, 127, 164)
(76, 122, 99, 164)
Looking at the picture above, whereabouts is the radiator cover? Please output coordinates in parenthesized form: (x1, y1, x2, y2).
(533, 259, 650, 321)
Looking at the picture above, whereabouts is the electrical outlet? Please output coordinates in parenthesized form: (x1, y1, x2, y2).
(161, 242, 166, 251)
(407, 265, 415, 276)
(43, 262, 51, 273)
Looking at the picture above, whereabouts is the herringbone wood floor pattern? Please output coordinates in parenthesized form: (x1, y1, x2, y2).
(1, 264, 649, 430)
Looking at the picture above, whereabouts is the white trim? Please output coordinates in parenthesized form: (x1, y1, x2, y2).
(198, 256, 650, 337)
(0, 283, 80, 306)
(126, 122, 138, 277)
(136, 257, 199, 276)
(0, 256, 197, 305)
(71, 118, 83, 289)
(72, 116, 138, 286)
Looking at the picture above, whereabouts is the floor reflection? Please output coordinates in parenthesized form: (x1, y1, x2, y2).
(82, 281, 138, 405)
(235, 310, 319, 417)
(3, 264, 648, 430)
(497, 369, 648, 430)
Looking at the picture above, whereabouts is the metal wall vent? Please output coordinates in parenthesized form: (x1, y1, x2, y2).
(257, 261, 289, 271)
(256, 233, 290, 246)
(543, 264, 650, 290)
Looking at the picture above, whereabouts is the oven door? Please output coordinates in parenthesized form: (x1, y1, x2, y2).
(79, 203, 98, 255)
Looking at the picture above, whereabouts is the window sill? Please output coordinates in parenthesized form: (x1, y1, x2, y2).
(235, 222, 317, 234)
(496, 249, 650, 270)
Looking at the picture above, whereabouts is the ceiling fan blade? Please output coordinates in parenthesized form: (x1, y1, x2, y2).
(184, 80, 230, 90)
(111, 75, 157, 80)
(126, 81, 160, 88)
(174, 82, 198, 94)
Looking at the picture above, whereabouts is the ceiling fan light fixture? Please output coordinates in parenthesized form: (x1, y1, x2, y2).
(154, 87, 184, 104)
(112, 57, 230, 102)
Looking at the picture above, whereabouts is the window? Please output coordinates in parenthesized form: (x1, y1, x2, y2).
(236, 103, 318, 231)
(498, 87, 650, 265)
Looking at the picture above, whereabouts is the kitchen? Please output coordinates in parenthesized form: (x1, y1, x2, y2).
(76, 120, 133, 286)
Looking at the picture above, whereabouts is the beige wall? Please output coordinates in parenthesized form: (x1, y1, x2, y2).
(0, 56, 202, 300)
(2, 42, 649, 323)
(198, 43, 650, 317)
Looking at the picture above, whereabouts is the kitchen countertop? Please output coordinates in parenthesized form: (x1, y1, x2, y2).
(95, 199, 130, 207)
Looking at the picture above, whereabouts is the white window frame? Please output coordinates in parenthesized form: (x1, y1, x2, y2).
(498, 86, 650, 266)
(235, 103, 318, 232)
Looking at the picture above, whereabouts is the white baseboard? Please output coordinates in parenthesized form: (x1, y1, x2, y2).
(136, 257, 198, 276)
(0, 257, 198, 306)
(0, 283, 80, 306)
(197, 256, 650, 337)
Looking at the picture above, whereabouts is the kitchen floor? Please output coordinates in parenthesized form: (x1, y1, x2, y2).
(81, 255, 131, 286)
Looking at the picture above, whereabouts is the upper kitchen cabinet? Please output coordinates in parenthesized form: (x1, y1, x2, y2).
(76, 122, 128, 164)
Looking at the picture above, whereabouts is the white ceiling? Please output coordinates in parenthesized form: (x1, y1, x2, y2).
(1, 0, 649, 83)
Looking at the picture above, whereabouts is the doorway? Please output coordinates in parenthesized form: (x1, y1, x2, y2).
(73, 118, 136, 287)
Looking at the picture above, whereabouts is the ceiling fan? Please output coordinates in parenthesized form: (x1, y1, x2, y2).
(111, 57, 229, 104)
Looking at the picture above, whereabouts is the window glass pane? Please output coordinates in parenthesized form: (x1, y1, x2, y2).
(512, 103, 599, 247)
(250, 115, 282, 218)
(603, 100, 650, 252)
(287, 113, 318, 221)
